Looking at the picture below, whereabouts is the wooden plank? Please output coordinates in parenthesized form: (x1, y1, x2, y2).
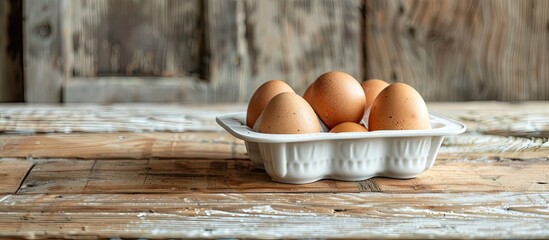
(205, 0, 363, 102)
(63, 77, 208, 103)
(23, 0, 64, 102)
(17, 159, 358, 194)
(55, 0, 205, 103)
(0, 0, 24, 102)
(241, 0, 363, 96)
(68, 0, 202, 77)
(0, 132, 247, 160)
(0, 160, 33, 194)
(0, 130, 547, 162)
(2, 102, 548, 161)
(16, 158, 548, 194)
(365, 0, 549, 101)
(0, 104, 245, 133)
(204, 0, 244, 102)
(0, 192, 547, 239)
(2, 101, 546, 134)
(377, 161, 549, 193)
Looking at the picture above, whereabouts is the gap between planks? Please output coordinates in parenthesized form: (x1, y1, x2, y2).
(0, 160, 34, 194)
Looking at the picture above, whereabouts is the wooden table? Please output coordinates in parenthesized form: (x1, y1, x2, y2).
(0, 102, 547, 239)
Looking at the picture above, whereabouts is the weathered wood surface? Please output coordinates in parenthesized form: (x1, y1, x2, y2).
(0, 130, 547, 162)
(0, 102, 548, 239)
(1, 102, 547, 161)
(69, 0, 202, 77)
(206, 0, 363, 102)
(0, 193, 548, 239)
(0, 132, 247, 160)
(63, 77, 209, 103)
(23, 0, 364, 103)
(0, 160, 33, 194)
(0, 0, 24, 102)
(0, 104, 243, 133)
(23, 0, 64, 103)
(1, 101, 548, 132)
(22, 0, 549, 103)
(365, 0, 549, 101)
(16, 158, 548, 194)
(64, 0, 363, 103)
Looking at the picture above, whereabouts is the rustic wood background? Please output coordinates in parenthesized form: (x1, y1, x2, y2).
(2, 0, 549, 103)
(0, 0, 24, 102)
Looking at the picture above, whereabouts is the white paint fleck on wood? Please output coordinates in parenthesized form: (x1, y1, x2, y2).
(0, 102, 548, 238)
(0, 104, 244, 133)
(0, 193, 547, 239)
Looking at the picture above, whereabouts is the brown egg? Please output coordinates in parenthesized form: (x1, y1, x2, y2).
(361, 79, 389, 110)
(258, 92, 321, 134)
(306, 71, 366, 129)
(329, 122, 368, 133)
(246, 80, 294, 128)
(368, 83, 431, 131)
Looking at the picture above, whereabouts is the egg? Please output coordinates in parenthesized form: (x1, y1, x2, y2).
(368, 83, 431, 131)
(361, 79, 389, 110)
(246, 80, 295, 128)
(258, 92, 321, 134)
(329, 122, 368, 133)
(304, 71, 366, 129)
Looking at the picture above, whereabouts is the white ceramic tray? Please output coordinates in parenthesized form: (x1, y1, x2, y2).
(216, 112, 466, 184)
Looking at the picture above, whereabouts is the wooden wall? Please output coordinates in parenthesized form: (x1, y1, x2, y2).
(365, 0, 549, 101)
(0, 0, 24, 102)
(18, 0, 549, 103)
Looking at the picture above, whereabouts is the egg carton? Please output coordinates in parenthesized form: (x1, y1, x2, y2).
(216, 112, 466, 184)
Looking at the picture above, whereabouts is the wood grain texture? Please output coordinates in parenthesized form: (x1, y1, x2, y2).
(0, 104, 243, 133)
(1, 102, 548, 161)
(68, 0, 202, 77)
(0, 160, 33, 194)
(0, 0, 24, 102)
(63, 77, 208, 103)
(0, 102, 548, 239)
(0, 132, 247, 160)
(23, 0, 64, 103)
(20, 0, 549, 103)
(16, 158, 548, 194)
(17, 159, 360, 194)
(204, 0, 244, 102)
(205, 0, 363, 102)
(0, 192, 547, 239)
(365, 0, 549, 101)
(241, 0, 363, 96)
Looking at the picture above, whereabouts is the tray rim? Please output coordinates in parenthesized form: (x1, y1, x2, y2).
(216, 112, 466, 143)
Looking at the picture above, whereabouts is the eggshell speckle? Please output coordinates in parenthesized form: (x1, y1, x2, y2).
(258, 92, 321, 134)
(368, 83, 431, 131)
(246, 80, 294, 128)
(305, 71, 366, 129)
